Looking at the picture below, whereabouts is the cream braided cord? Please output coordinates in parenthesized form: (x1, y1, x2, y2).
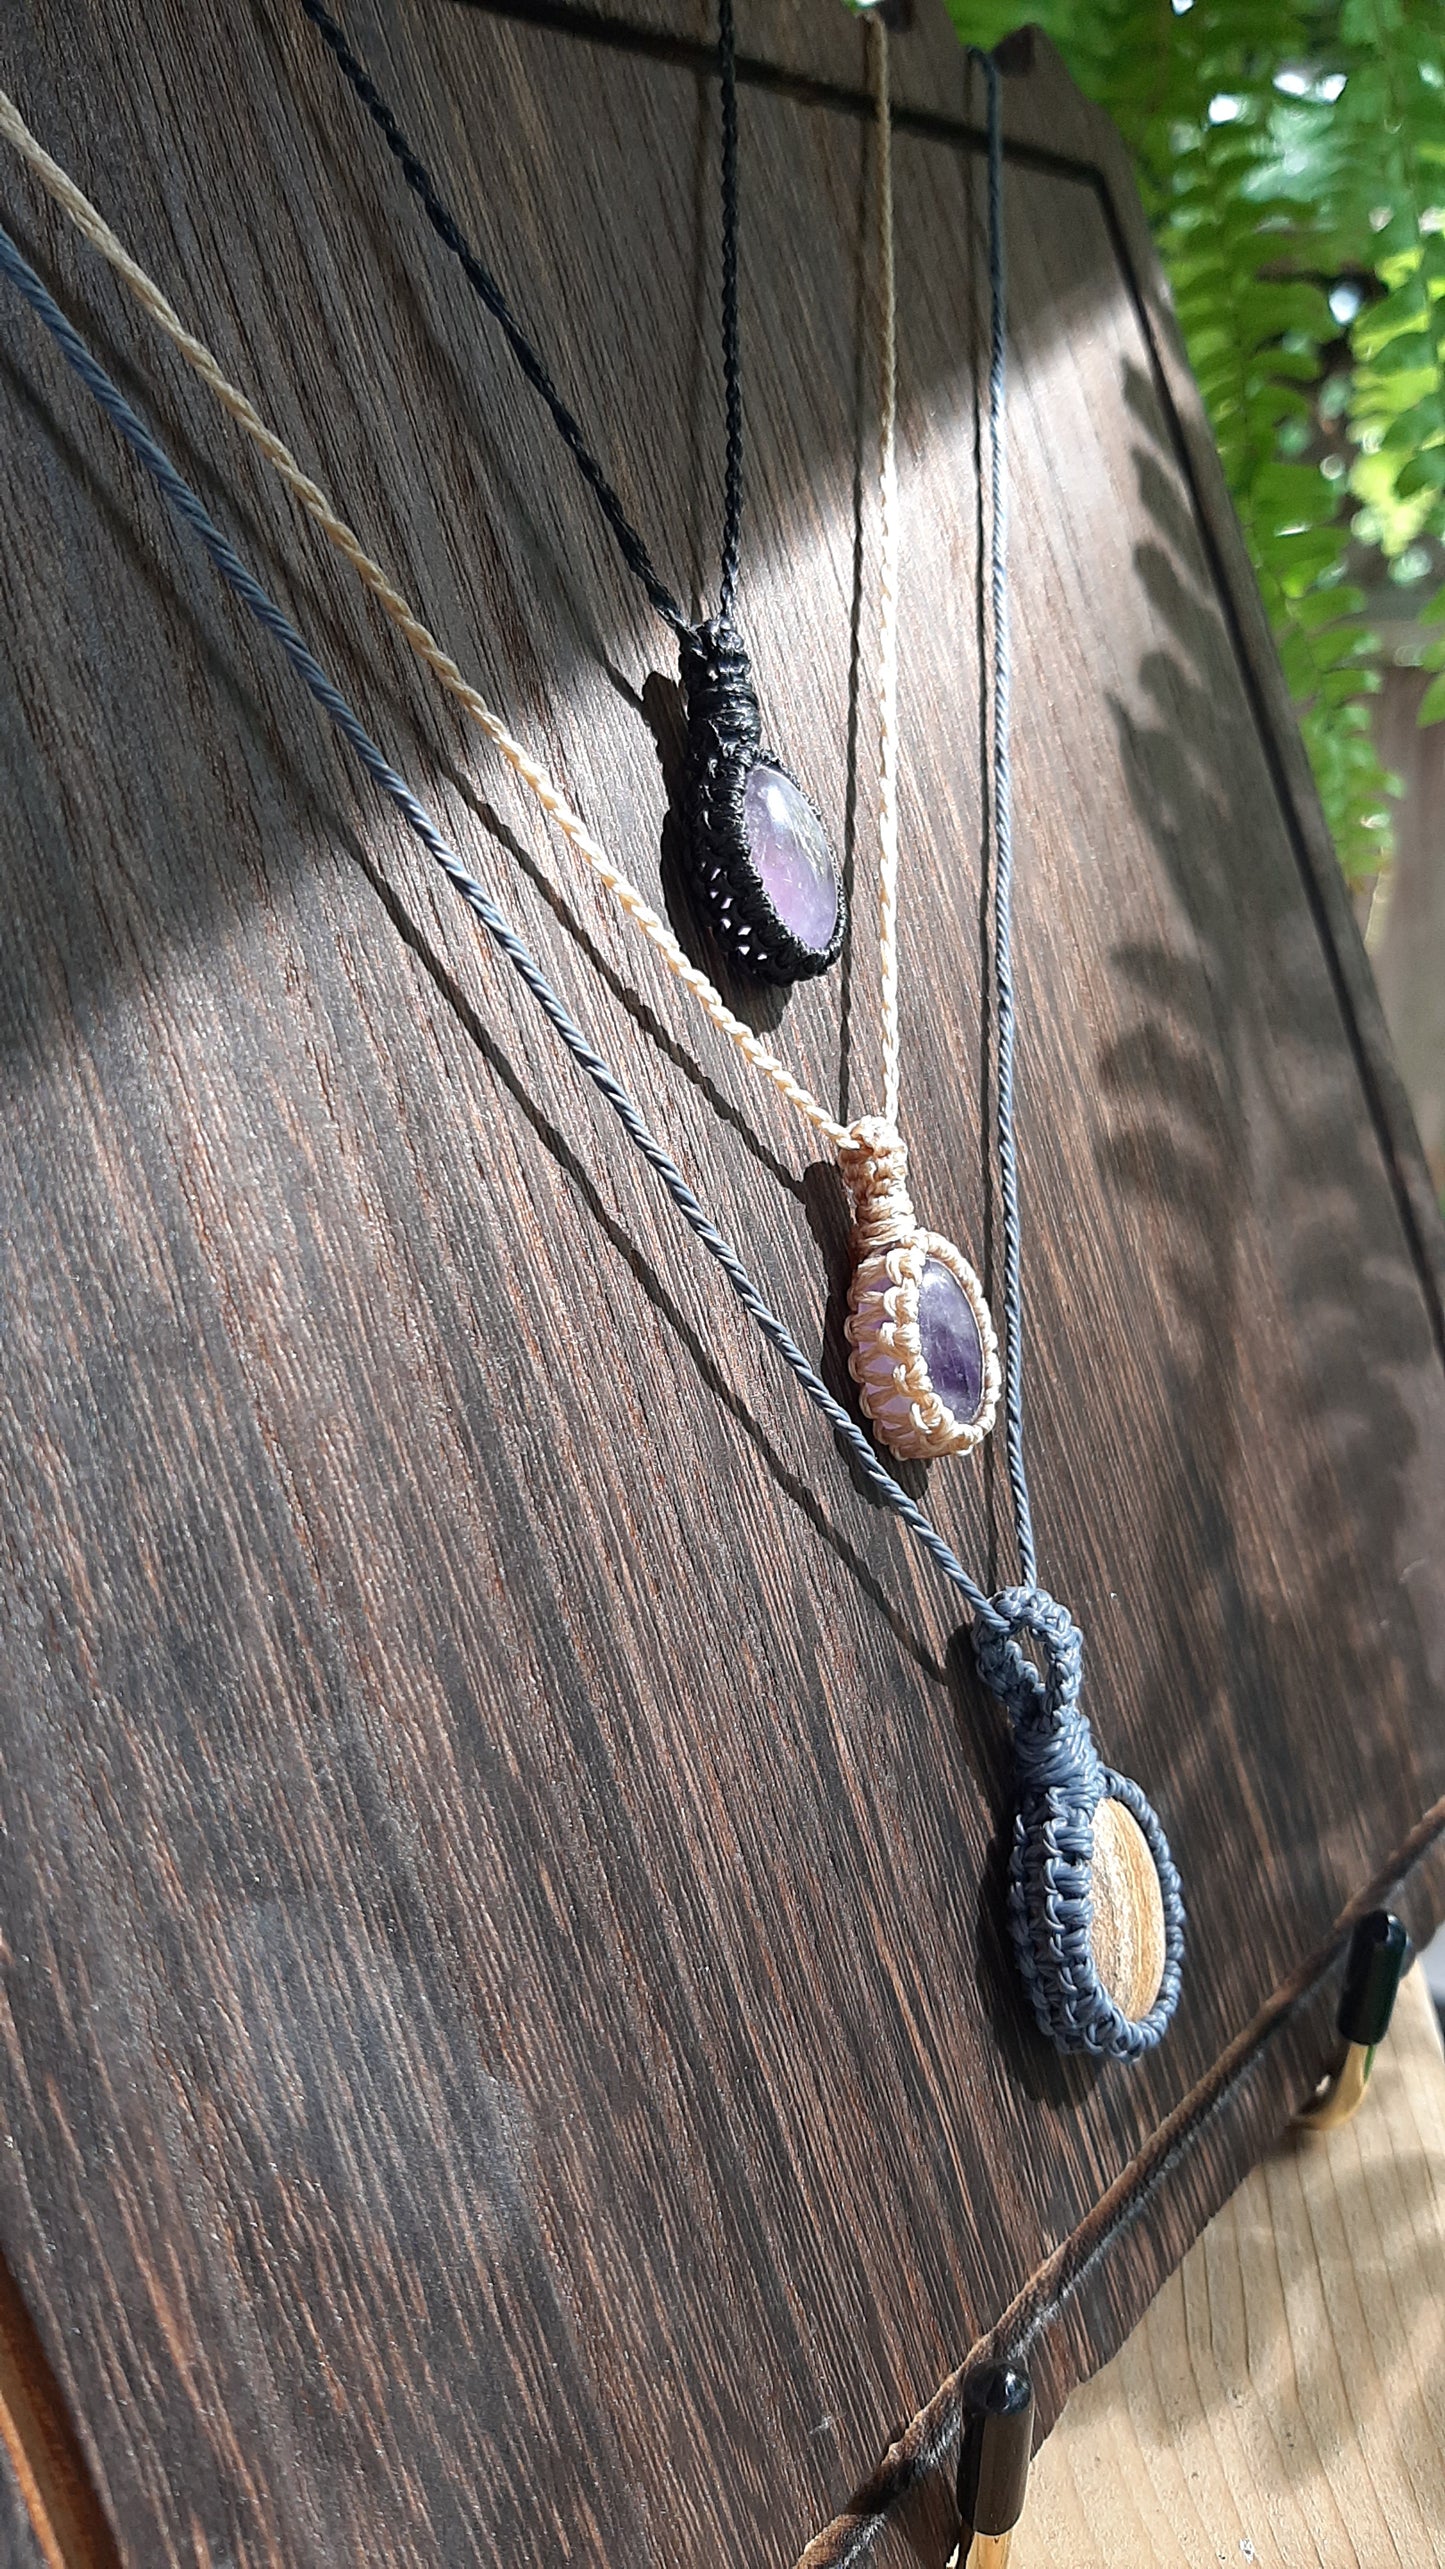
(871, 18, 902, 1135)
(0, 86, 853, 1153)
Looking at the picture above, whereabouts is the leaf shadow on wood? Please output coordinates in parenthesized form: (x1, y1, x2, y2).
(805, 316, 1445, 2569)
(1095, 356, 1435, 2082)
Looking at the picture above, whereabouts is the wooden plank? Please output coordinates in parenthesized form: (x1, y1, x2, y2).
(861, 1968, 1445, 2569)
(1012, 1965, 1445, 2567)
(0, 4, 1442, 2561)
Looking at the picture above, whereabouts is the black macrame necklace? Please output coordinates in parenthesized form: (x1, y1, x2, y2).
(298, 0, 847, 987)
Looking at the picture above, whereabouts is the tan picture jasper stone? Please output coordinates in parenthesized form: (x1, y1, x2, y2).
(1088, 1800, 1167, 2021)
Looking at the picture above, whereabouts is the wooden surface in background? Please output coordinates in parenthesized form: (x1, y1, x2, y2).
(0, 4, 1443, 2563)
(0, 2460, 47, 2569)
(1013, 1966, 1445, 2567)
(0, 2246, 121, 2569)
(1372, 666, 1445, 1193)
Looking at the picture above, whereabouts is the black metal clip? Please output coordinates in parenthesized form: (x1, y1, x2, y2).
(1295, 1909, 1411, 2132)
(955, 2364, 1033, 2567)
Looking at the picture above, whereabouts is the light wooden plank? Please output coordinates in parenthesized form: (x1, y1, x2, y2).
(1014, 1966, 1445, 2567)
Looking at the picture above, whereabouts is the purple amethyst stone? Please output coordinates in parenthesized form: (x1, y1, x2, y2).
(917, 1257, 984, 1422)
(743, 762, 838, 954)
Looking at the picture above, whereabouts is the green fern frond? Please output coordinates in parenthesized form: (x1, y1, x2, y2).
(943, 0, 1445, 879)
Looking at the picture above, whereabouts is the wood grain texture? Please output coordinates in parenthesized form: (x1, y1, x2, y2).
(0, 2250, 120, 2569)
(1371, 666, 1445, 1192)
(0, 4, 1443, 2563)
(1008, 1965, 1445, 2567)
(0, 2456, 50, 2569)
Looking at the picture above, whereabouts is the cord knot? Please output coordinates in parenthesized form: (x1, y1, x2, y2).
(973, 1586, 1186, 2061)
(838, 1116, 916, 1252)
(677, 614, 761, 761)
(973, 1582, 1084, 1725)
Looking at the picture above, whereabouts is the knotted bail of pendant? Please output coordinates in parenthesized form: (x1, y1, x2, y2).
(676, 616, 844, 984)
(677, 613, 762, 764)
(973, 1586, 1186, 2061)
(839, 1114, 915, 1251)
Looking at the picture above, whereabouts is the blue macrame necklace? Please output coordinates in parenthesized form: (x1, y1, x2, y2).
(0, 41, 1185, 2058)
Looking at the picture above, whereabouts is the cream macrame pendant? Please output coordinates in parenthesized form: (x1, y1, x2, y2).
(842, 1119, 1000, 1463)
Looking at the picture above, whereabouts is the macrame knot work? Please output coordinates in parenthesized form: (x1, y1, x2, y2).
(839, 1114, 915, 1251)
(676, 615, 845, 983)
(839, 1118, 1000, 1461)
(973, 1586, 1186, 2061)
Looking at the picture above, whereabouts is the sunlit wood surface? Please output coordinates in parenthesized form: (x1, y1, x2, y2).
(1014, 1966, 1445, 2568)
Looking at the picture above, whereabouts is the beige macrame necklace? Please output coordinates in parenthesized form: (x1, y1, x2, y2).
(838, 22, 999, 1463)
(0, 19, 998, 1466)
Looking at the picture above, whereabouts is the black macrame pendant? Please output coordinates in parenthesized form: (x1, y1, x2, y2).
(678, 618, 846, 983)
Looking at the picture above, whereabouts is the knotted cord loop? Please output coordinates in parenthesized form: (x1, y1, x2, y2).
(838, 1116, 915, 1253)
(974, 1586, 1186, 2062)
(677, 616, 842, 983)
(678, 612, 762, 772)
(972, 1583, 1088, 1742)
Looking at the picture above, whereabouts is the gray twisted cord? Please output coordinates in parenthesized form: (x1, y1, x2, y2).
(963, 51, 1185, 2052)
(977, 48, 1035, 1587)
(0, 218, 1005, 1644)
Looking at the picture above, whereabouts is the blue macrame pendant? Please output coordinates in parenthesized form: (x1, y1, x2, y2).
(976, 1588, 1186, 2059)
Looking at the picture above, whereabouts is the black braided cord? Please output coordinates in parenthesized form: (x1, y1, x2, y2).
(298, 0, 689, 635)
(297, 0, 846, 982)
(716, 0, 743, 619)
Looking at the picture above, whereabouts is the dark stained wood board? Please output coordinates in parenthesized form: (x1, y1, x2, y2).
(0, 3, 1442, 2563)
(0, 2456, 47, 2569)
